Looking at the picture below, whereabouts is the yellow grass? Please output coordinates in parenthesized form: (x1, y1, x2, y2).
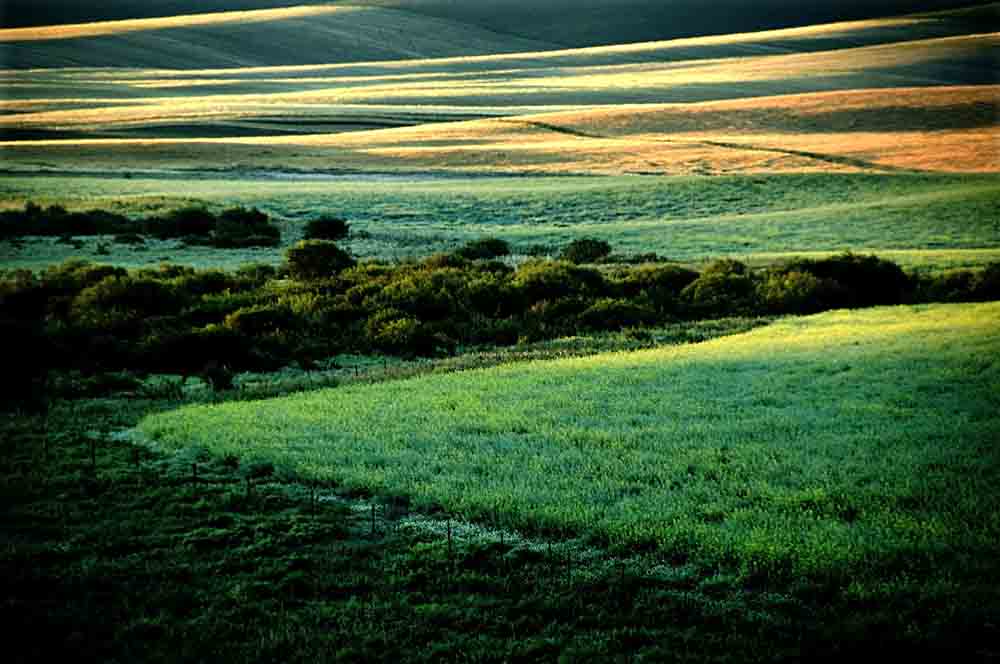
(0, 5, 356, 42)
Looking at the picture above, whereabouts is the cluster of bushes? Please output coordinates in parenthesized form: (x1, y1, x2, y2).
(2, 239, 998, 398)
(0, 202, 281, 248)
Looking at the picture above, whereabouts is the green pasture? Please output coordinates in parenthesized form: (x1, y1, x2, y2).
(140, 302, 1000, 592)
(2, 172, 999, 271)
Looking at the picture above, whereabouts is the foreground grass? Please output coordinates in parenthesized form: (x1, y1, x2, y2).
(5, 313, 998, 661)
(141, 304, 1000, 605)
(11, 322, 981, 662)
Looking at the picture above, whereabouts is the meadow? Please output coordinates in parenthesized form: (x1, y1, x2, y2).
(2, 172, 999, 271)
(138, 302, 1000, 606)
(3, 2, 1000, 660)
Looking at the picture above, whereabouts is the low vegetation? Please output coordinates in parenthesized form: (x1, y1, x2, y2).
(10, 363, 972, 663)
(138, 303, 1000, 652)
(3, 237, 997, 404)
(0, 202, 280, 248)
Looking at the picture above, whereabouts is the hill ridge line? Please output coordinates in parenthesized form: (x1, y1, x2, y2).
(0, 5, 358, 42)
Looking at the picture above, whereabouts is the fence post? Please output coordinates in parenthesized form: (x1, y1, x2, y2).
(447, 517, 453, 562)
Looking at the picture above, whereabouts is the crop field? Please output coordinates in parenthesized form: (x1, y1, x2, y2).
(139, 302, 1000, 592)
(2, 172, 999, 271)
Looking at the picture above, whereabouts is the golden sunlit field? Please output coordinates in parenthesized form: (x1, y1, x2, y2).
(3, 2, 1000, 662)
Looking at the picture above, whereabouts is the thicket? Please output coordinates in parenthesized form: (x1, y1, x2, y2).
(0, 202, 280, 248)
(303, 216, 350, 241)
(2, 242, 998, 402)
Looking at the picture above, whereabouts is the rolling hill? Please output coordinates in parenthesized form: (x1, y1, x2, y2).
(1, 4, 997, 175)
(4, 0, 995, 47)
(0, 5, 559, 69)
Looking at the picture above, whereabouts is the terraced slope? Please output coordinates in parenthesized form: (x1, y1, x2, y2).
(139, 302, 1000, 585)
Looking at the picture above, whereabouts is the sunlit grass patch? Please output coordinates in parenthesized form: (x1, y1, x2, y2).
(140, 302, 1000, 588)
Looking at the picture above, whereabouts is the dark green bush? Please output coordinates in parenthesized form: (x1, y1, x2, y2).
(43, 259, 126, 292)
(223, 305, 298, 337)
(681, 260, 759, 317)
(615, 264, 700, 311)
(148, 206, 215, 239)
(972, 262, 1000, 301)
(522, 297, 593, 338)
(782, 252, 911, 307)
(0, 203, 131, 238)
(366, 309, 437, 356)
(757, 270, 847, 315)
(455, 237, 511, 261)
(914, 270, 977, 303)
(422, 253, 469, 270)
(376, 268, 467, 321)
(71, 276, 186, 332)
(513, 260, 606, 305)
(141, 324, 277, 374)
(286, 240, 356, 280)
(303, 216, 350, 241)
(579, 298, 657, 331)
(213, 207, 281, 248)
(234, 263, 278, 285)
(172, 269, 241, 296)
(559, 237, 613, 264)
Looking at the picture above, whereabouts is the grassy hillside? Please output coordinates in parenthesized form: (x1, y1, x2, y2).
(0, 6, 557, 69)
(139, 302, 1000, 589)
(2, 11, 996, 171)
(4, 0, 994, 45)
(3, 173, 998, 272)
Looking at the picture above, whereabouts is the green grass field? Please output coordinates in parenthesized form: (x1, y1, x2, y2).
(140, 302, 1000, 596)
(3, 172, 999, 271)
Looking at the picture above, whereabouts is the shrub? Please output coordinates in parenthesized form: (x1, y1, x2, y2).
(466, 272, 518, 317)
(757, 270, 846, 315)
(579, 298, 657, 331)
(223, 305, 297, 337)
(213, 207, 280, 248)
(42, 259, 126, 293)
(421, 253, 469, 270)
(455, 237, 511, 261)
(303, 216, 350, 241)
(972, 262, 1000, 301)
(234, 263, 278, 285)
(172, 269, 240, 296)
(141, 324, 276, 374)
(782, 252, 911, 307)
(285, 240, 356, 280)
(615, 264, 700, 311)
(914, 270, 977, 303)
(681, 260, 759, 317)
(0, 203, 131, 238)
(377, 268, 468, 320)
(366, 309, 437, 356)
(71, 276, 186, 331)
(513, 260, 606, 305)
(559, 237, 612, 264)
(149, 207, 215, 239)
